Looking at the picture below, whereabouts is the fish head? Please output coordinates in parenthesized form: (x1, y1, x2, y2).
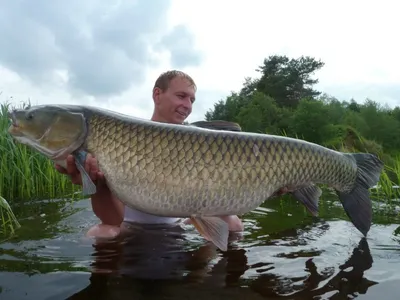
(7, 104, 88, 160)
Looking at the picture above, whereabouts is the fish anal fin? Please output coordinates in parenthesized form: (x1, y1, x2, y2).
(190, 216, 230, 251)
(291, 184, 321, 216)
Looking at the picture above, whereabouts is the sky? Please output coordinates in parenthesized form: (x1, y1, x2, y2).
(0, 0, 399, 123)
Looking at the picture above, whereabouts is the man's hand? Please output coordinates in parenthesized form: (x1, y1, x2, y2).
(55, 154, 106, 187)
(55, 153, 125, 227)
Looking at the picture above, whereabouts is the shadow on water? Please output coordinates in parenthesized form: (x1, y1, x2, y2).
(1, 192, 400, 299)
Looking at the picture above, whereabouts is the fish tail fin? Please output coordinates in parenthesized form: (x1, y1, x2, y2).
(337, 153, 384, 236)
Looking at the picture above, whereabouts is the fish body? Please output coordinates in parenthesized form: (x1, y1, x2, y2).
(7, 104, 384, 251)
(86, 109, 351, 217)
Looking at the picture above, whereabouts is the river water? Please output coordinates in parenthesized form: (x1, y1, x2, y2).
(0, 193, 399, 299)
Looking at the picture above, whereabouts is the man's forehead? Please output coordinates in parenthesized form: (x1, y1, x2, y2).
(169, 77, 196, 93)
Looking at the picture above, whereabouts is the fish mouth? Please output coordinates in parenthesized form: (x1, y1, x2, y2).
(7, 109, 24, 137)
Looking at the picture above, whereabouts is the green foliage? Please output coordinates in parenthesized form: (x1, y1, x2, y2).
(289, 98, 331, 144)
(236, 92, 291, 134)
(0, 195, 20, 237)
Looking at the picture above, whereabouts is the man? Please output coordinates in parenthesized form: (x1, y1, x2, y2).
(55, 70, 244, 239)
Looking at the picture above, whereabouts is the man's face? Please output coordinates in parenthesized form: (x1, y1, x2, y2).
(153, 77, 196, 124)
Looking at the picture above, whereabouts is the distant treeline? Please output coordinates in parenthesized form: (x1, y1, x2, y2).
(205, 55, 400, 169)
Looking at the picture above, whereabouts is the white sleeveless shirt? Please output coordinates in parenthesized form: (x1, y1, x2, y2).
(123, 206, 181, 224)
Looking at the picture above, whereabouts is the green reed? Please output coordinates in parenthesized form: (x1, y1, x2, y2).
(0, 195, 20, 237)
(372, 156, 400, 205)
(0, 102, 81, 235)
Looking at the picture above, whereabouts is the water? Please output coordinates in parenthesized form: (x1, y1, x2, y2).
(1, 194, 399, 299)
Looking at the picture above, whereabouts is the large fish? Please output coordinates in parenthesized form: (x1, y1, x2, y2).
(7, 104, 384, 251)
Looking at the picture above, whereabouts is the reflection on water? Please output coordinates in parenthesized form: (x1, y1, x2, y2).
(0, 194, 400, 299)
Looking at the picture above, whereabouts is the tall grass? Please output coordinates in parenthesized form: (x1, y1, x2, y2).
(373, 156, 400, 205)
(0, 196, 20, 237)
(0, 101, 80, 236)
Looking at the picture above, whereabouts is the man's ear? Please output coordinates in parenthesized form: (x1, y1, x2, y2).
(153, 87, 162, 104)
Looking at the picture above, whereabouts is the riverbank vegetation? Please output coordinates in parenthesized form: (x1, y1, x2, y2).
(1, 54, 399, 236)
(0, 195, 20, 238)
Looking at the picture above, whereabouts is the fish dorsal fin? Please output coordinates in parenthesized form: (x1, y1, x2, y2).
(190, 120, 242, 132)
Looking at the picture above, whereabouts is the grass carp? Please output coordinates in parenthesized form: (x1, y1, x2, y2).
(7, 104, 384, 251)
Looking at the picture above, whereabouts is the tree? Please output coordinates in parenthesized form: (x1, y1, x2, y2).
(235, 92, 290, 134)
(347, 99, 361, 112)
(205, 92, 251, 122)
(205, 55, 325, 122)
(255, 55, 324, 108)
(289, 98, 331, 144)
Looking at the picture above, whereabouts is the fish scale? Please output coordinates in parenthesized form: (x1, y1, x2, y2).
(8, 104, 384, 251)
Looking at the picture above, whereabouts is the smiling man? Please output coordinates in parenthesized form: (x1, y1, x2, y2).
(55, 70, 244, 238)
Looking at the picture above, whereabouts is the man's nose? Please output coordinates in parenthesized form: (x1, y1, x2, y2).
(182, 97, 192, 108)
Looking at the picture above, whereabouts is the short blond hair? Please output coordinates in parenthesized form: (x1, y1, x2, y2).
(153, 70, 197, 92)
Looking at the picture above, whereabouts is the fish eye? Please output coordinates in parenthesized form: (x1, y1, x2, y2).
(25, 112, 34, 120)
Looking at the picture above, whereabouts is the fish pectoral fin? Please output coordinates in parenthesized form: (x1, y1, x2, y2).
(292, 185, 322, 216)
(73, 151, 97, 196)
(190, 120, 242, 132)
(190, 216, 230, 251)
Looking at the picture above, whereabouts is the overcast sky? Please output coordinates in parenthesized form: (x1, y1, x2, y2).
(0, 0, 398, 122)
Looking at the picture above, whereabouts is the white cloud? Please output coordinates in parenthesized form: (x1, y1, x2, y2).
(0, 0, 399, 123)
